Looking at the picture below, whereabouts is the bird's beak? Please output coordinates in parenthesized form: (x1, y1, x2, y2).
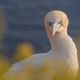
(49, 22, 58, 37)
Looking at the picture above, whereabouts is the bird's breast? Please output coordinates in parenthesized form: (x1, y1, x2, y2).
(50, 51, 79, 80)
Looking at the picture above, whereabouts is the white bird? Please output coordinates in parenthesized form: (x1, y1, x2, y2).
(2, 10, 79, 80)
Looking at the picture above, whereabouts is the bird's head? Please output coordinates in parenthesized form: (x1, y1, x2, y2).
(44, 10, 69, 41)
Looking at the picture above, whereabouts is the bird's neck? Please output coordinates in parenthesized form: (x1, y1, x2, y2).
(51, 32, 77, 54)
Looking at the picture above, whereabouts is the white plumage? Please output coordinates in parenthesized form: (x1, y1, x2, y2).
(2, 10, 79, 80)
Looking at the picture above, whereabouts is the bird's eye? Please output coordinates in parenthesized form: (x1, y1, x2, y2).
(49, 22, 52, 26)
(48, 22, 54, 26)
(58, 21, 62, 25)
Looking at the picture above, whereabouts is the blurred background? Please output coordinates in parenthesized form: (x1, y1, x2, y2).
(0, 0, 80, 78)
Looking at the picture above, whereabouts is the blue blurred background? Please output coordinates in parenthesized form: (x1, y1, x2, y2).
(0, 0, 80, 60)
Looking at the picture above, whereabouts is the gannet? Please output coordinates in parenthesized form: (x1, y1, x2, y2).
(2, 10, 79, 80)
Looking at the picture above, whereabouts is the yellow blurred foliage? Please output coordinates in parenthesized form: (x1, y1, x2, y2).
(13, 42, 34, 62)
(0, 54, 10, 77)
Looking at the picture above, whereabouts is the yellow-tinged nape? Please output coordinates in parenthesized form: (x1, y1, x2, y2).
(44, 10, 69, 28)
(44, 10, 69, 45)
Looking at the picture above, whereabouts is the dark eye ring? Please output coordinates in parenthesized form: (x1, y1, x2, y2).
(49, 22, 52, 26)
(48, 22, 54, 26)
(58, 21, 62, 25)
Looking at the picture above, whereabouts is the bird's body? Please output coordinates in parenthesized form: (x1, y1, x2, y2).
(2, 10, 79, 80)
